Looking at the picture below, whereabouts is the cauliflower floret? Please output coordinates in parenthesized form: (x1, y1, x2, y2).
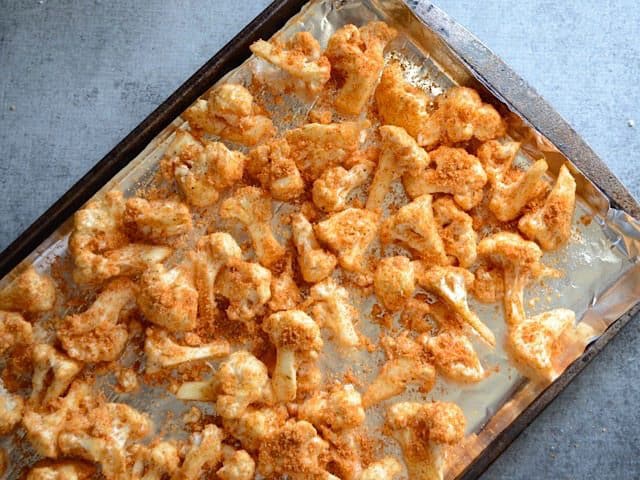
(247, 139, 304, 201)
(363, 332, 435, 408)
(26, 461, 95, 480)
(0, 381, 23, 434)
(415, 264, 495, 347)
(30, 344, 83, 406)
(366, 125, 430, 211)
(477, 232, 553, 326)
(285, 121, 369, 181)
(325, 21, 397, 115)
(380, 195, 448, 265)
(160, 129, 245, 207)
(217, 447, 256, 480)
(57, 278, 136, 362)
(359, 457, 403, 480)
(69, 190, 173, 284)
(183, 83, 275, 146)
(308, 278, 361, 349)
(314, 207, 378, 272)
(22, 380, 91, 458)
(297, 360, 324, 395)
(220, 186, 285, 267)
(386, 401, 466, 480)
(291, 212, 337, 283)
(58, 401, 152, 480)
(489, 159, 548, 222)
(257, 419, 332, 479)
(476, 139, 520, 183)
(373, 256, 416, 311)
(507, 308, 575, 381)
(0, 311, 33, 354)
(193, 232, 242, 323)
(251, 31, 331, 96)
(269, 256, 302, 312)
(518, 164, 577, 250)
(313, 161, 374, 212)
(471, 262, 504, 304)
(425, 331, 485, 383)
(138, 263, 198, 332)
(144, 328, 229, 373)
(170, 424, 224, 480)
(375, 62, 431, 142)
(216, 259, 272, 323)
(0, 266, 56, 313)
(403, 146, 488, 211)
(130, 441, 180, 480)
(298, 383, 365, 431)
(223, 405, 288, 452)
(419, 86, 505, 149)
(124, 197, 192, 242)
(263, 310, 323, 402)
(433, 197, 477, 268)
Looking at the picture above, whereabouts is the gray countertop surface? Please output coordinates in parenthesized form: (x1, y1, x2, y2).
(1, 1, 639, 478)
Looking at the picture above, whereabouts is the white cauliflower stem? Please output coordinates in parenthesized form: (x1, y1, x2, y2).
(0, 266, 56, 313)
(220, 186, 285, 268)
(170, 424, 224, 480)
(309, 278, 361, 349)
(30, 344, 83, 406)
(291, 212, 337, 283)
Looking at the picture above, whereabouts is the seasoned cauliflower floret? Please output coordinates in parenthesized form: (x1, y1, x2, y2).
(171, 424, 224, 480)
(363, 332, 435, 408)
(518, 164, 577, 250)
(251, 31, 331, 96)
(298, 383, 365, 431)
(257, 419, 332, 479)
(0, 311, 33, 354)
(247, 139, 305, 201)
(285, 121, 369, 181)
(130, 441, 180, 480)
(325, 21, 397, 115)
(291, 212, 337, 283)
(216, 259, 272, 323)
(193, 232, 242, 323)
(375, 61, 431, 142)
(489, 159, 548, 222)
(0, 380, 23, 434)
(57, 278, 136, 362)
(366, 125, 430, 211)
(403, 146, 488, 211)
(380, 195, 448, 265)
(263, 310, 323, 402)
(183, 83, 275, 146)
(419, 86, 505, 149)
(138, 263, 198, 332)
(471, 262, 504, 304)
(0, 266, 56, 313)
(30, 344, 83, 406)
(144, 328, 229, 373)
(359, 457, 403, 480)
(269, 256, 302, 312)
(223, 405, 288, 452)
(313, 161, 374, 213)
(308, 278, 361, 349)
(425, 331, 485, 383)
(476, 139, 520, 183)
(26, 461, 95, 480)
(217, 447, 256, 480)
(220, 186, 285, 267)
(315, 207, 378, 272)
(477, 232, 552, 326)
(433, 197, 477, 268)
(373, 256, 416, 311)
(416, 264, 495, 347)
(386, 401, 466, 480)
(123, 197, 192, 242)
(507, 308, 575, 381)
(161, 130, 245, 207)
(69, 190, 172, 284)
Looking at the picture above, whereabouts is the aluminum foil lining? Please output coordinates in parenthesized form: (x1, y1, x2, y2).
(2, 0, 640, 478)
